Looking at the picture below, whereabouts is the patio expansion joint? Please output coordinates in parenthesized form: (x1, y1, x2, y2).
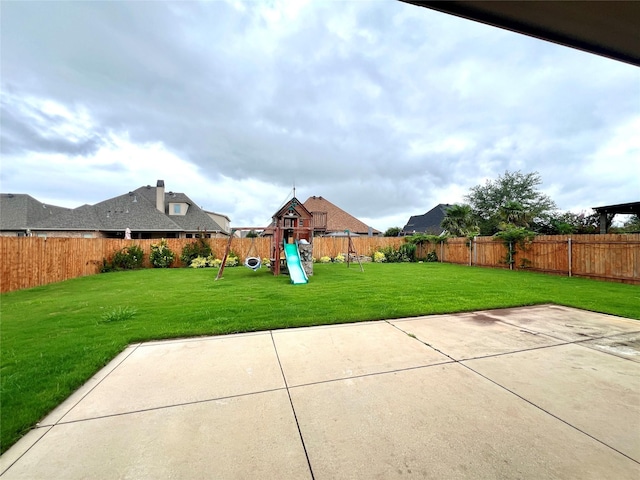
(487, 316, 640, 351)
(0, 426, 53, 477)
(387, 318, 640, 464)
(451, 342, 576, 362)
(40, 342, 144, 428)
(385, 320, 458, 362)
(385, 319, 576, 363)
(269, 331, 316, 480)
(285, 360, 457, 391)
(48, 387, 289, 427)
(1, 345, 145, 477)
(503, 327, 640, 363)
(458, 361, 640, 466)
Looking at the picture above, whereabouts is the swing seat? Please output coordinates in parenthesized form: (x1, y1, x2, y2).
(244, 257, 261, 271)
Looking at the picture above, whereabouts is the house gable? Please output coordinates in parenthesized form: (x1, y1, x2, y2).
(162, 192, 223, 233)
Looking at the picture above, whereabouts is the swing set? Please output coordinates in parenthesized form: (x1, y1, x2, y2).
(345, 229, 364, 272)
(215, 228, 263, 281)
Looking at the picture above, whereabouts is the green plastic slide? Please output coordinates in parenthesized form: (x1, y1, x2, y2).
(283, 241, 308, 284)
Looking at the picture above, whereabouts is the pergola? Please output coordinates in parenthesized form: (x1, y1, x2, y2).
(593, 202, 640, 234)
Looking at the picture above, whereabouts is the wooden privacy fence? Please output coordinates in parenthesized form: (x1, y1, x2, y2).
(0, 236, 401, 293)
(0, 234, 638, 292)
(438, 234, 639, 284)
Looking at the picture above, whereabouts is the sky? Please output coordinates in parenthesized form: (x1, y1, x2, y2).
(1, 0, 639, 231)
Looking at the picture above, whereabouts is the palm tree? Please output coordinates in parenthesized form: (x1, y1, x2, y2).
(498, 201, 530, 228)
(441, 204, 478, 237)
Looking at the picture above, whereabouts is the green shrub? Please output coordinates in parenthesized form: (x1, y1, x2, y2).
(181, 238, 212, 266)
(399, 243, 416, 262)
(190, 255, 218, 268)
(100, 259, 116, 273)
(377, 245, 413, 263)
(150, 239, 175, 268)
(425, 251, 438, 262)
(334, 254, 345, 263)
(319, 256, 331, 263)
(373, 251, 386, 263)
(190, 256, 207, 268)
(101, 245, 144, 272)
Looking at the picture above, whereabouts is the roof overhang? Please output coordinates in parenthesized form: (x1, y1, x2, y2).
(593, 202, 640, 215)
(402, 1, 640, 67)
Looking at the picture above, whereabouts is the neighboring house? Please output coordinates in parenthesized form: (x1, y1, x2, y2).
(0, 180, 230, 239)
(0, 194, 70, 237)
(401, 204, 453, 236)
(302, 196, 381, 236)
(206, 211, 230, 233)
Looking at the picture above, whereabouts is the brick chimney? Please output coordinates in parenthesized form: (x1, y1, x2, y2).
(156, 180, 165, 213)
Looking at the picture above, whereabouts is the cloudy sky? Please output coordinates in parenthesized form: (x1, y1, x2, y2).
(2, 1, 638, 230)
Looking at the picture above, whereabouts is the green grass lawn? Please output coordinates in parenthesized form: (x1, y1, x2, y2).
(1, 262, 639, 453)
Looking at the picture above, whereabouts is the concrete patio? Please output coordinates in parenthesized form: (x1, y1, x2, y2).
(1, 304, 639, 479)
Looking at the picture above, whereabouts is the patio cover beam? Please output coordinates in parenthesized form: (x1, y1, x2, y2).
(402, 1, 640, 67)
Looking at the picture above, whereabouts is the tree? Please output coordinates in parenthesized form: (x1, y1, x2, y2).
(465, 171, 556, 235)
(538, 210, 614, 235)
(384, 227, 401, 237)
(498, 201, 530, 228)
(440, 204, 478, 237)
(619, 214, 640, 233)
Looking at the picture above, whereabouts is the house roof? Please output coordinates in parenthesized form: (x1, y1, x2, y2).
(139, 187, 225, 233)
(30, 204, 103, 231)
(2, 183, 225, 234)
(402, 204, 453, 235)
(0, 194, 69, 231)
(205, 211, 231, 222)
(302, 196, 381, 235)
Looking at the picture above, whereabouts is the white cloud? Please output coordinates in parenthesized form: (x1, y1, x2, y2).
(1, 1, 638, 231)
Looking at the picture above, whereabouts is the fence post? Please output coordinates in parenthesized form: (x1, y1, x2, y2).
(509, 241, 513, 270)
(473, 236, 478, 265)
(568, 237, 572, 277)
(468, 238, 472, 266)
(440, 241, 443, 263)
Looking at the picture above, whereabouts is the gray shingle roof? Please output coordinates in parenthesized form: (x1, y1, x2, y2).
(402, 204, 453, 235)
(162, 192, 224, 232)
(2, 184, 225, 234)
(0, 194, 69, 230)
(92, 191, 183, 231)
(30, 204, 102, 230)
